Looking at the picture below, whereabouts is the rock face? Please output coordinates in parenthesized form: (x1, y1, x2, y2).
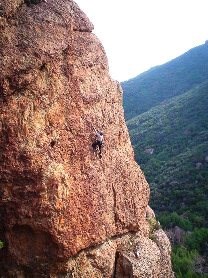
(0, 0, 174, 277)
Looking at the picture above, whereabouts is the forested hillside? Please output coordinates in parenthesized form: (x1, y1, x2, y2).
(127, 82, 208, 224)
(122, 43, 208, 120)
(122, 44, 208, 277)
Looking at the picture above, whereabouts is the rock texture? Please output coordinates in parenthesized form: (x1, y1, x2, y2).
(0, 0, 174, 277)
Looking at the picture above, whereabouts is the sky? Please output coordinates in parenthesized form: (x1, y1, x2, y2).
(75, 0, 208, 82)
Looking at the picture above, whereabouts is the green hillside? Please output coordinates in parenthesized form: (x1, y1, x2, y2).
(127, 82, 208, 223)
(127, 82, 208, 276)
(122, 43, 208, 276)
(122, 43, 208, 120)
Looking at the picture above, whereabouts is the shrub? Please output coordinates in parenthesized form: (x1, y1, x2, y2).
(185, 228, 208, 253)
(0, 240, 4, 249)
(148, 218, 161, 236)
(159, 212, 193, 231)
(172, 246, 198, 277)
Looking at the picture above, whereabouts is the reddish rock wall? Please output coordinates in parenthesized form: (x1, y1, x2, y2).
(0, 0, 174, 277)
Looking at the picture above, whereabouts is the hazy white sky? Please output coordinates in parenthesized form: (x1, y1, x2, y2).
(75, 0, 208, 81)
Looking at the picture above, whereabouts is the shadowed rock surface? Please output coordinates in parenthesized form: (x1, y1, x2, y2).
(0, 0, 174, 276)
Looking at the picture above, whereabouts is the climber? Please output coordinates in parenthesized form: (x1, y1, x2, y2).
(92, 128, 104, 159)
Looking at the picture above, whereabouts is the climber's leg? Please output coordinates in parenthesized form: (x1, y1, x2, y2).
(98, 142, 102, 159)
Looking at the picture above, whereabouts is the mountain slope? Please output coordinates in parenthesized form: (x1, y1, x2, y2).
(123, 44, 208, 276)
(122, 43, 208, 120)
(127, 81, 208, 226)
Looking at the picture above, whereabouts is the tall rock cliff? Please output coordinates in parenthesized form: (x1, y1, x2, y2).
(0, 0, 174, 277)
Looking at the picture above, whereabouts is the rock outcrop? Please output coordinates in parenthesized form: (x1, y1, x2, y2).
(0, 0, 174, 277)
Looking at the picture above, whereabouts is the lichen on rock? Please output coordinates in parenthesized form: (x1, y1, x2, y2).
(0, 0, 174, 277)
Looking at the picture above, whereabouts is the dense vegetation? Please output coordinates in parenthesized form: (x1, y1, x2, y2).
(127, 82, 208, 225)
(122, 43, 208, 276)
(122, 43, 208, 120)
